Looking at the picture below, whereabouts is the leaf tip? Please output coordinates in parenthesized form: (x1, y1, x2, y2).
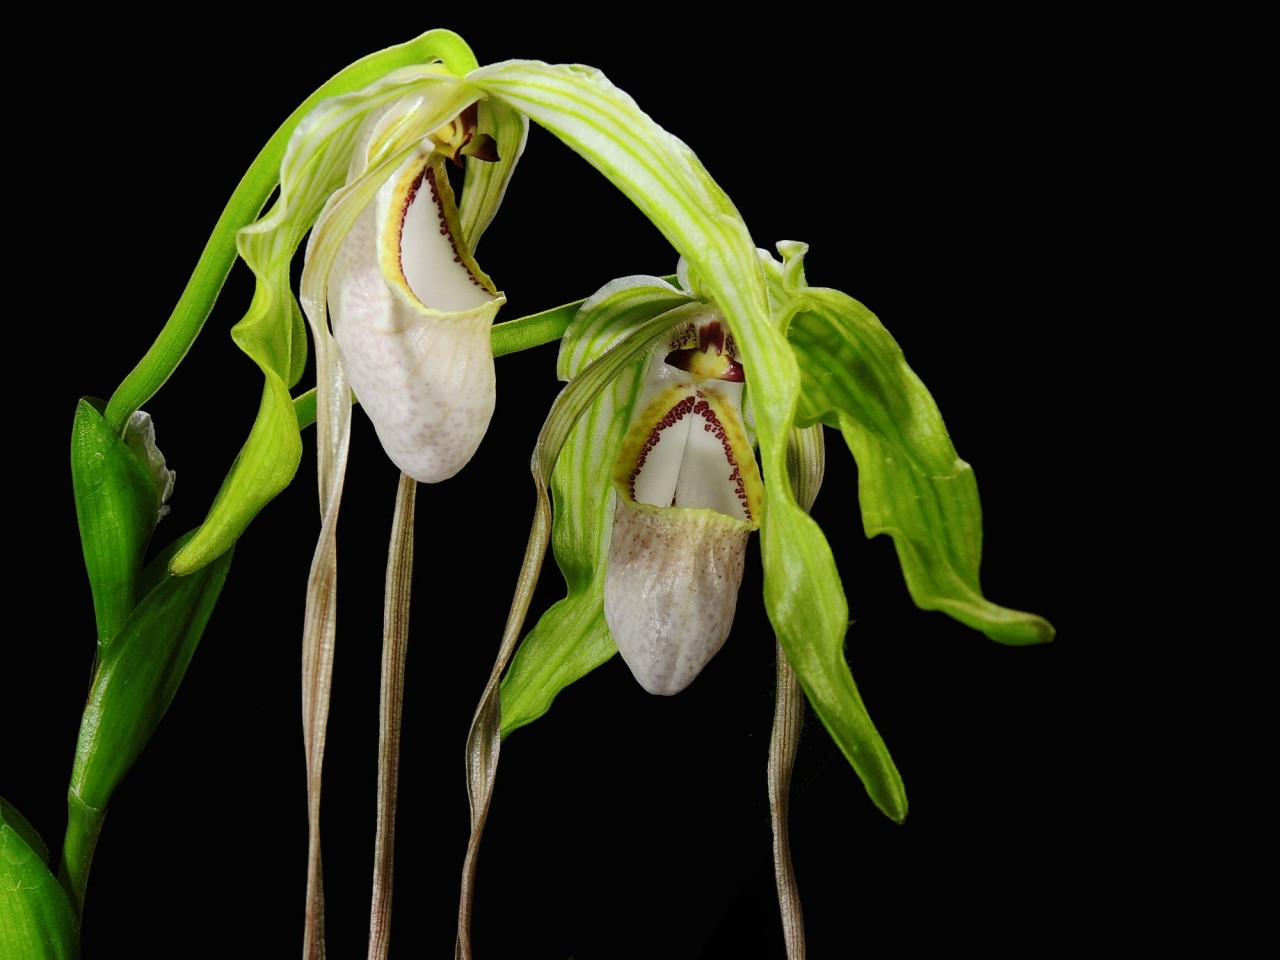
(987, 612, 1056, 647)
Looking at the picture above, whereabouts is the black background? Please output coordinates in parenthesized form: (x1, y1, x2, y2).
(16, 16, 1091, 959)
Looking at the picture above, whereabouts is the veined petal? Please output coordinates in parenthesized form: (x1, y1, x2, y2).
(458, 96, 528, 251)
(605, 322, 764, 695)
(328, 123, 504, 483)
(775, 241, 1054, 646)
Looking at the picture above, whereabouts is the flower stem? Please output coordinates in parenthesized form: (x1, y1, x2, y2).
(57, 792, 106, 919)
(490, 299, 582, 357)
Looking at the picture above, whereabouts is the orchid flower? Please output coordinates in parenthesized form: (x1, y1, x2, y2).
(465, 245, 1055, 950)
(277, 56, 529, 955)
(323, 101, 504, 483)
(498, 246, 1055, 809)
(604, 305, 763, 695)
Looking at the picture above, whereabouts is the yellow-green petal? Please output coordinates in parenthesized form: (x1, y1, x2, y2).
(779, 243, 1054, 646)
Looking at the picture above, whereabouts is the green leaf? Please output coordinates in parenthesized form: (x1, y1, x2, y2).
(68, 535, 233, 812)
(61, 535, 232, 911)
(780, 244, 1053, 646)
(70, 399, 157, 648)
(0, 798, 78, 960)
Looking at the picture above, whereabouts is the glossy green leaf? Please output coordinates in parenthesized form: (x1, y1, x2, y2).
(68, 536, 233, 812)
(779, 243, 1053, 646)
(0, 798, 78, 960)
(61, 535, 232, 911)
(500, 279, 694, 735)
(70, 399, 157, 648)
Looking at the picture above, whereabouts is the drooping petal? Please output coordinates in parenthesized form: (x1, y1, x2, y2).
(327, 121, 505, 483)
(775, 242, 1055, 646)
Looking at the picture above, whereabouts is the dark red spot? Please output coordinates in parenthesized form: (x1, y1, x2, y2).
(698, 321, 725, 355)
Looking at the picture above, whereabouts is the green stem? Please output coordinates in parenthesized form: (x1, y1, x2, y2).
(292, 275, 680, 428)
(104, 29, 480, 435)
(289, 300, 583, 432)
(58, 792, 106, 919)
(294, 388, 318, 431)
(491, 299, 582, 357)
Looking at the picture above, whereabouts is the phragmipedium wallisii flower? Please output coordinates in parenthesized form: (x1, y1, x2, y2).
(296, 69, 526, 493)
(322, 99, 505, 482)
(494, 248, 1056, 820)
(605, 312, 763, 695)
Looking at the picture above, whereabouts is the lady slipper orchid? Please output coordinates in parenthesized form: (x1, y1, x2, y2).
(462, 244, 1057, 952)
(324, 99, 505, 483)
(493, 248, 1056, 824)
(605, 313, 764, 695)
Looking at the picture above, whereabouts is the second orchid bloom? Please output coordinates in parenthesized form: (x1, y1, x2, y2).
(499, 247, 1055, 820)
(606, 312, 763, 695)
